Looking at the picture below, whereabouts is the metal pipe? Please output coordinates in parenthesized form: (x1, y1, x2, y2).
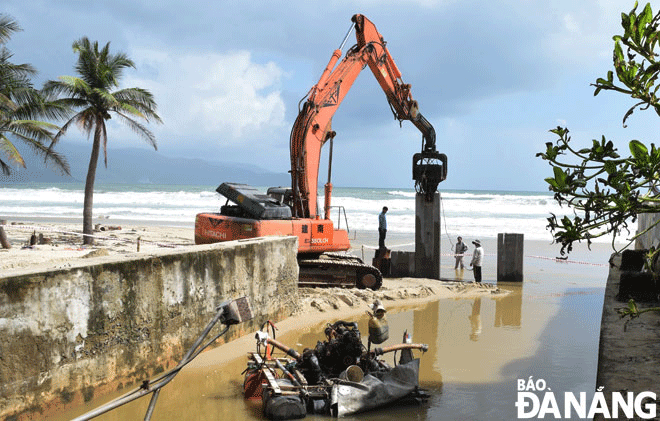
(266, 337, 301, 360)
(274, 359, 301, 387)
(368, 342, 428, 357)
(339, 21, 356, 51)
(72, 301, 240, 420)
(144, 389, 161, 421)
(324, 136, 334, 220)
(312, 22, 354, 99)
(327, 136, 334, 188)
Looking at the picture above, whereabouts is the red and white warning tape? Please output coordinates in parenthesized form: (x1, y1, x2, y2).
(361, 246, 608, 267)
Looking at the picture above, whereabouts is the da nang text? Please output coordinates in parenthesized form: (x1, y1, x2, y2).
(515, 377, 656, 419)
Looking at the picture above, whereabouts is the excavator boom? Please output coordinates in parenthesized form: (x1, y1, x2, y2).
(290, 14, 447, 219)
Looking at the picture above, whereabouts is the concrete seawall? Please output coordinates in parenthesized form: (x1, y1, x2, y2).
(596, 253, 660, 420)
(0, 236, 299, 419)
(635, 213, 660, 249)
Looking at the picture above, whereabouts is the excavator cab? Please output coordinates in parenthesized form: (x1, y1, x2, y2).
(266, 187, 294, 209)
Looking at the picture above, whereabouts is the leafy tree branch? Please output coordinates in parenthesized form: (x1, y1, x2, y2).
(537, 2, 660, 257)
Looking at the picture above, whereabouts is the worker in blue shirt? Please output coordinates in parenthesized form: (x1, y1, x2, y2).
(378, 206, 388, 255)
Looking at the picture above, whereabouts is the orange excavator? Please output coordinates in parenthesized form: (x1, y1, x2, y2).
(195, 14, 447, 289)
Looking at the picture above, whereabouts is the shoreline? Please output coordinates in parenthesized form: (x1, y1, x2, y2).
(0, 217, 616, 283)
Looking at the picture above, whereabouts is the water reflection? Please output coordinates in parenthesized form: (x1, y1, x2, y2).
(495, 283, 523, 328)
(469, 297, 482, 341)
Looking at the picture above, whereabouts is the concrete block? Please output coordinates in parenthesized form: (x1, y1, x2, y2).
(390, 251, 415, 277)
(497, 233, 524, 282)
(415, 192, 441, 279)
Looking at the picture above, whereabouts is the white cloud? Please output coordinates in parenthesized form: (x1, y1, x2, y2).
(563, 14, 580, 34)
(545, 2, 621, 69)
(121, 48, 287, 146)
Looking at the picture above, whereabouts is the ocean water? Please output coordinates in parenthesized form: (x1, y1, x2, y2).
(0, 182, 602, 243)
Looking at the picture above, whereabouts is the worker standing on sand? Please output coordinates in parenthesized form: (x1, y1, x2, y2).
(470, 239, 483, 283)
(454, 236, 468, 270)
(378, 206, 388, 256)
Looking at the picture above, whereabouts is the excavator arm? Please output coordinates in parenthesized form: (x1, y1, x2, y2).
(289, 14, 446, 219)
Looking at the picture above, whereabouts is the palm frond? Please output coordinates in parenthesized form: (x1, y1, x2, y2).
(50, 110, 88, 145)
(93, 88, 119, 109)
(115, 111, 158, 149)
(0, 57, 37, 85)
(0, 91, 17, 112)
(72, 108, 98, 138)
(0, 157, 11, 175)
(113, 88, 162, 122)
(0, 14, 71, 177)
(42, 147, 70, 175)
(16, 135, 70, 175)
(43, 76, 92, 99)
(7, 119, 58, 143)
(11, 89, 70, 121)
(0, 15, 21, 45)
(0, 134, 25, 168)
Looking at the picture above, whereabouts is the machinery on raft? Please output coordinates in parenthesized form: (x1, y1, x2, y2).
(194, 14, 447, 290)
(244, 301, 429, 419)
(66, 297, 428, 420)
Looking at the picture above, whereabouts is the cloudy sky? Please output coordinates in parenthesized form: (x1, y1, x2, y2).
(5, 0, 656, 191)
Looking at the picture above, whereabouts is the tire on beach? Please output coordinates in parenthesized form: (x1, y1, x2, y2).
(356, 266, 382, 290)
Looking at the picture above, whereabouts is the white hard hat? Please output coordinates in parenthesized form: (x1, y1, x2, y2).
(371, 299, 386, 314)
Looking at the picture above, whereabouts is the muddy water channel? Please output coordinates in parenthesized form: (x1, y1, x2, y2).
(54, 260, 607, 421)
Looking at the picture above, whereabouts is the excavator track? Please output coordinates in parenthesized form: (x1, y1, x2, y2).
(298, 253, 383, 290)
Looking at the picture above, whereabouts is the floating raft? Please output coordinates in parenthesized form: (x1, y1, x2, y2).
(243, 323, 429, 420)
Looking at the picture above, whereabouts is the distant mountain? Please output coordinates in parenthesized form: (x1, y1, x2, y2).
(1, 143, 290, 187)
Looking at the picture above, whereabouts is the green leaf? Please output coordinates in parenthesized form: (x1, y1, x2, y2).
(614, 41, 625, 63)
(640, 3, 653, 32)
(553, 166, 567, 186)
(604, 161, 617, 175)
(622, 12, 631, 38)
(630, 139, 649, 159)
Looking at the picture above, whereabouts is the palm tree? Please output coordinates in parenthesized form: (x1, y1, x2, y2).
(0, 14, 69, 176)
(44, 37, 162, 245)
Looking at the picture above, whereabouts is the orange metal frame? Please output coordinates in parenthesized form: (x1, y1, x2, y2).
(290, 14, 425, 220)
